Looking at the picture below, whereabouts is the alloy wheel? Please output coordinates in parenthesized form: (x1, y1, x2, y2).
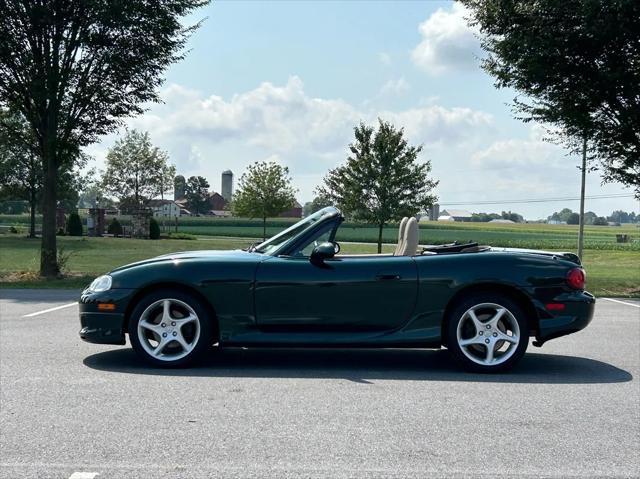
(455, 302, 520, 366)
(137, 298, 201, 362)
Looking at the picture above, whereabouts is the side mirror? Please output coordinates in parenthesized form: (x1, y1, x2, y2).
(310, 242, 336, 264)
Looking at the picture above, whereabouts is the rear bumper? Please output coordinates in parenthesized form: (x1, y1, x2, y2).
(78, 288, 134, 345)
(534, 291, 596, 345)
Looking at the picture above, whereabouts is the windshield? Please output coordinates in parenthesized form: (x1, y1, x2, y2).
(254, 206, 339, 255)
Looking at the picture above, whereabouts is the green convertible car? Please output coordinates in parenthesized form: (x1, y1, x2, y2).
(79, 206, 595, 372)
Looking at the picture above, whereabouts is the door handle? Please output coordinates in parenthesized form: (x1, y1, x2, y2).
(375, 274, 401, 281)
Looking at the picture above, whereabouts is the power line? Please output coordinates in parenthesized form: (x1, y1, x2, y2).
(440, 193, 636, 206)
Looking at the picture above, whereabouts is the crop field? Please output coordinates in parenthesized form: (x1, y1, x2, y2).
(2, 214, 638, 251)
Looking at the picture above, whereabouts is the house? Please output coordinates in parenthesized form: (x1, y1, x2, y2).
(147, 199, 180, 218)
(440, 209, 472, 222)
(280, 201, 303, 218)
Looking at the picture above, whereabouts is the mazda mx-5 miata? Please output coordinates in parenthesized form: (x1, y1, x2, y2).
(79, 206, 595, 372)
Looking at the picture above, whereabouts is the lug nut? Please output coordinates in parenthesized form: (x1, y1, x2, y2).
(486, 325, 491, 329)
(479, 331, 484, 336)
(162, 332, 167, 338)
(485, 339, 490, 344)
(171, 321, 176, 326)
(161, 323, 166, 328)
(493, 332, 498, 337)
(172, 331, 177, 336)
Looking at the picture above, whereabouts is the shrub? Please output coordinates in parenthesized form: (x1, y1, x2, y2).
(107, 218, 123, 237)
(149, 217, 160, 239)
(56, 228, 65, 236)
(167, 232, 197, 240)
(67, 213, 83, 236)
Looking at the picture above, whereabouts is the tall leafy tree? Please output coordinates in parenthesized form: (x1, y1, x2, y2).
(0, 0, 208, 276)
(460, 0, 640, 257)
(101, 130, 176, 210)
(0, 110, 40, 237)
(317, 119, 438, 253)
(184, 176, 210, 215)
(232, 161, 297, 241)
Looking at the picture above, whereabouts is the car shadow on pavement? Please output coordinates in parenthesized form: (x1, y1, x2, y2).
(83, 347, 633, 384)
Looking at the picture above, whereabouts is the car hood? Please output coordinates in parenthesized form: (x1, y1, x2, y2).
(109, 249, 261, 273)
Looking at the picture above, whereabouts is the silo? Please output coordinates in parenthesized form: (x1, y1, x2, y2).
(430, 204, 440, 221)
(221, 170, 233, 201)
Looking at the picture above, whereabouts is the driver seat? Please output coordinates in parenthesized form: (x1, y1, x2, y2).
(393, 217, 409, 256)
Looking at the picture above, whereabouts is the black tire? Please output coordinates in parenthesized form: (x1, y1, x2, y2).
(445, 292, 529, 373)
(128, 289, 214, 367)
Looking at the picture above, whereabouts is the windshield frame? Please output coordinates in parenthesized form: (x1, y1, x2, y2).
(253, 206, 341, 256)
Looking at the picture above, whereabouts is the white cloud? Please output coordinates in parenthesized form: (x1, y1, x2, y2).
(411, 3, 482, 75)
(379, 77, 410, 96)
(92, 76, 497, 202)
(471, 127, 568, 169)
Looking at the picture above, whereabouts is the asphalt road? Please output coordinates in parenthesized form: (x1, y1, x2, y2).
(0, 290, 638, 479)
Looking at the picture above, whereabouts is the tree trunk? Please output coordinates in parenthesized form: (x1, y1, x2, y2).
(377, 223, 384, 254)
(263, 216, 267, 242)
(577, 137, 587, 260)
(29, 187, 36, 238)
(40, 141, 59, 277)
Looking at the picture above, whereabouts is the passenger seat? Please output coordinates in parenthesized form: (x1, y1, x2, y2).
(393, 217, 408, 256)
(398, 217, 418, 256)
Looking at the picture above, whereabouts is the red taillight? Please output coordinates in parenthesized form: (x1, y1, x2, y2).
(566, 268, 586, 290)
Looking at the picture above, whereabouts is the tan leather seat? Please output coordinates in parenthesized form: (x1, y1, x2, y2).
(398, 217, 418, 256)
(394, 217, 409, 256)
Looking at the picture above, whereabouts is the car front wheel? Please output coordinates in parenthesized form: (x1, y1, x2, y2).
(446, 293, 529, 373)
(128, 290, 213, 367)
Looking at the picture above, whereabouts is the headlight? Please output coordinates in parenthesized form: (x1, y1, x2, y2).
(88, 275, 112, 292)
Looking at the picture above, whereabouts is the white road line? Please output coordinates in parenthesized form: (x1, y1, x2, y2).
(601, 298, 640, 308)
(68, 473, 99, 479)
(22, 302, 78, 317)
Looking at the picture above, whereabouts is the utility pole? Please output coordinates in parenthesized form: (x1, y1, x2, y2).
(577, 136, 587, 260)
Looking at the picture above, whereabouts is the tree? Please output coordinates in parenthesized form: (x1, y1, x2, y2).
(461, 0, 640, 259)
(78, 185, 115, 210)
(302, 195, 332, 217)
(0, 110, 40, 237)
(501, 211, 524, 223)
(232, 161, 297, 241)
(593, 216, 608, 226)
(101, 130, 176, 210)
(149, 218, 161, 239)
(548, 208, 574, 223)
(317, 119, 438, 253)
(184, 176, 210, 215)
(567, 213, 581, 225)
(107, 218, 123, 237)
(0, 0, 207, 276)
(66, 212, 83, 236)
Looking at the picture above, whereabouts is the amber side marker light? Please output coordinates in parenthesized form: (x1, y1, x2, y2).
(97, 303, 116, 311)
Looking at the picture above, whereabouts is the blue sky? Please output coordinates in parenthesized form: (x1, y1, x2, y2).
(88, 0, 638, 219)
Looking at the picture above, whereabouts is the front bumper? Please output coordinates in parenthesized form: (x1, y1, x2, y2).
(532, 290, 596, 345)
(79, 288, 135, 345)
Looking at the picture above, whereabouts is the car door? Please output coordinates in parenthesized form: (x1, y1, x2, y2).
(254, 254, 418, 331)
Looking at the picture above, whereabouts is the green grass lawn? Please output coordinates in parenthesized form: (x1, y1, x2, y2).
(1, 234, 637, 296)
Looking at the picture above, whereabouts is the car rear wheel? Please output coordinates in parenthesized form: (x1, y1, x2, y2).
(446, 293, 529, 373)
(128, 290, 213, 367)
